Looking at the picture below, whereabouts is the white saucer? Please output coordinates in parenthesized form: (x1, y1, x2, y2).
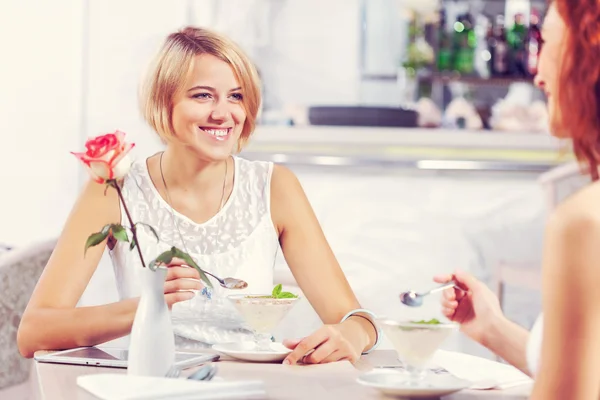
(212, 341, 291, 363)
(357, 369, 470, 399)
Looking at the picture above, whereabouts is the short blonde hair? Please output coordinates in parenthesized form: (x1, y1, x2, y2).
(141, 27, 261, 151)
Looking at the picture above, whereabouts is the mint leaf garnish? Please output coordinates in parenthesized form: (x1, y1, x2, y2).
(410, 318, 442, 325)
(278, 292, 297, 298)
(271, 284, 298, 299)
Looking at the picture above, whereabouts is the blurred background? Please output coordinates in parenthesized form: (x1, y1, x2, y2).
(0, 0, 580, 365)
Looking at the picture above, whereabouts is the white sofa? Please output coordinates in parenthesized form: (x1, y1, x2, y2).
(0, 238, 56, 398)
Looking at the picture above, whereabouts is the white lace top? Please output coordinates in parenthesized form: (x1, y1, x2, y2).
(109, 156, 279, 346)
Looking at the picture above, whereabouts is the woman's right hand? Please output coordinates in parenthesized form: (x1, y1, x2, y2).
(163, 257, 204, 308)
(434, 269, 505, 345)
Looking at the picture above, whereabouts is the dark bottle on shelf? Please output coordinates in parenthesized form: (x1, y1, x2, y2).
(507, 13, 528, 76)
(526, 10, 543, 77)
(437, 9, 453, 72)
(489, 15, 510, 76)
(453, 13, 476, 75)
(465, 12, 477, 72)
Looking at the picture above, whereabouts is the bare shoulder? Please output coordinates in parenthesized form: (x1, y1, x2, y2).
(270, 164, 313, 233)
(53, 178, 121, 258)
(550, 181, 600, 233)
(270, 163, 304, 199)
(545, 181, 600, 281)
(271, 163, 300, 185)
(80, 178, 121, 206)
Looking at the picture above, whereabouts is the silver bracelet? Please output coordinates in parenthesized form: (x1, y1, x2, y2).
(340, 308, 381, 354)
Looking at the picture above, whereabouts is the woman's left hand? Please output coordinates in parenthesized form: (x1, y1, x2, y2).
(282, 319, 370, 365)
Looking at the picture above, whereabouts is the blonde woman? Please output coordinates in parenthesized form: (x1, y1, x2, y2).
(18, 27, 378, 365)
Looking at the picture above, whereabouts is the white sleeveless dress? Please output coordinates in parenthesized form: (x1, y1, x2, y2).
(526, 314, 543, 376)
(109, 156, 280, 347)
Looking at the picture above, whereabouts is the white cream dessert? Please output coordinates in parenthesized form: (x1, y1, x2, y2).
(378, 319, 457, 368)
(228, 295, 298, 334)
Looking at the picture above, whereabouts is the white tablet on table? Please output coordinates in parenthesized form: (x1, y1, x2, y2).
(34, 346, 219, 369)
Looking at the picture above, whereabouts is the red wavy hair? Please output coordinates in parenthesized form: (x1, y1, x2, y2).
(552, 0, 600, 180)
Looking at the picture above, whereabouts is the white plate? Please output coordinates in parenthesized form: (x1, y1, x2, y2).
(212, 341, 292, 363)
(357, 369, 470, 399)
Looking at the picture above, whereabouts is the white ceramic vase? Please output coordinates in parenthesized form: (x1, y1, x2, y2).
(127, 266, 175, 377)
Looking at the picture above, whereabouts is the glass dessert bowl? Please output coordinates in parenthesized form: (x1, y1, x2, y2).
(227, 292, 300, 351)
(377, 317, 458, 385)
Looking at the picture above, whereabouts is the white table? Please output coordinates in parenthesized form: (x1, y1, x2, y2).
(33, 350, 532, 399)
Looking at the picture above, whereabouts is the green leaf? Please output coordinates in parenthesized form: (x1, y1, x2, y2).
(135, 222, 159, 243)
(171, 247, 213, 288)
(272, 284, 282, 297)
(110, 224, 129, 242)
(84, 231, 109, 255)
(149, 249, 175, 271)
(410, 318, 441, 325)
(277, 291, 298, 299)
(129, 238, 137, 251)
(270, 284, 297, 299)
(100, 224, 112, 235)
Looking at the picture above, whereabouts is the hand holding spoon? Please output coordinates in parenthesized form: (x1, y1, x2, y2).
(399, 281, 465, 307)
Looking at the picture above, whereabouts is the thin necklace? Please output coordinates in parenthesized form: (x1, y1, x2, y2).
(159, 151, 229, 279)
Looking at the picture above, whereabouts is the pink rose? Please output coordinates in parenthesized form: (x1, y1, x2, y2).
(72, 131, 135, 183)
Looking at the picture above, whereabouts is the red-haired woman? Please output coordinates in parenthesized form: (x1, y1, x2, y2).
(436, 1, 600, 398)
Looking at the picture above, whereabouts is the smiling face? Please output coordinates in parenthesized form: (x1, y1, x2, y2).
(170, 54, 247, 161)
(534, 5, 567, 137)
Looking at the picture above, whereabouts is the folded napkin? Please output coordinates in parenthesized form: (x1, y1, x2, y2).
(432, 350, 533, 390)
(77, 374, 266, 400)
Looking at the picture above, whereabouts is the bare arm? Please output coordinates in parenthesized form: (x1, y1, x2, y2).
(530, 196, 600, 399)
(17, 179, 137, 358)
(270, 165, 376, 356)
(482, 317, 531, 376)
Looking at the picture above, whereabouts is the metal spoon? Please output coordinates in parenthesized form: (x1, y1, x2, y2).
(204, 270, 248, 290)
(187, 364, 218, 381)
(399, 281, 465, 307)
